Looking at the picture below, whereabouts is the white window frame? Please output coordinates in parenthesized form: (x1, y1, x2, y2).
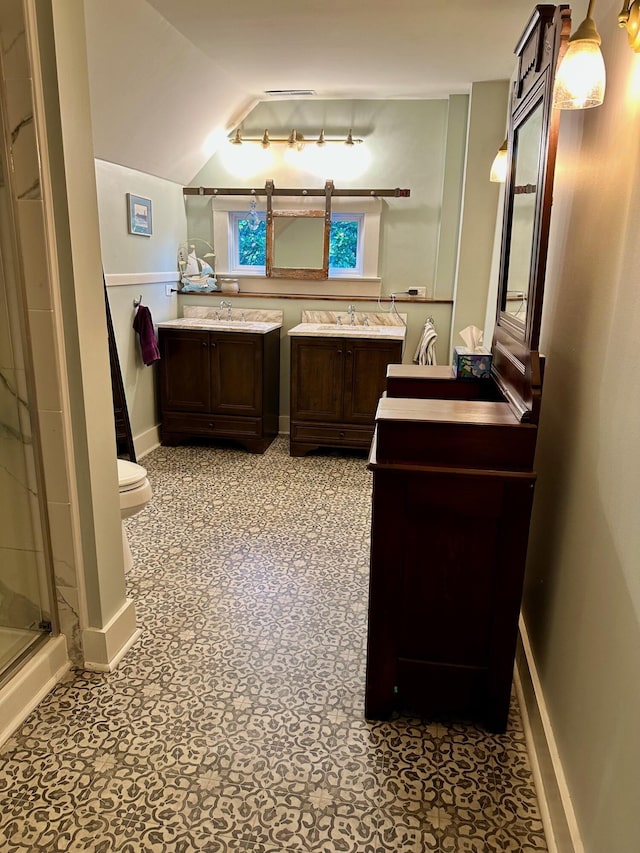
(228, 210, 267, 275)
(329, 212, 364, 278)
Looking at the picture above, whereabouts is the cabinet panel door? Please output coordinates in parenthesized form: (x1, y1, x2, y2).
(211, 334, 261, 415)
(344, 340, 402, 423)
(291, 339, 343, 421)
(159, 330, 210, 412)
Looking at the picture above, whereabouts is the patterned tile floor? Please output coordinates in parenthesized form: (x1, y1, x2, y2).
(0, 437, 547, 852)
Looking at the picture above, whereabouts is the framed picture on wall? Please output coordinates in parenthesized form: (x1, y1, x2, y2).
(127, 193, 152, 236)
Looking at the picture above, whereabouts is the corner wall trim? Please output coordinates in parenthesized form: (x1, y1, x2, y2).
(82, 597, 141, 672)
(104, 272, 179, 286)
(515, 616, 584, 853)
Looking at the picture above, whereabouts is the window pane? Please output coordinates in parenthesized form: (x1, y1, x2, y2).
(329, 219, 358, 269)
(237, 218, 266, 266)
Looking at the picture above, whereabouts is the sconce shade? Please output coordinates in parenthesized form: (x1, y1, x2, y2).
(490, 139, 508, 183)
(553, 3, 605, 109)
(553, 39, 606, 108)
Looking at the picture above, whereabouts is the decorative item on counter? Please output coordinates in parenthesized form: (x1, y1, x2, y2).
(220, 278, 240, 294)
(453, 325, 493, 378)
(177, 238, 218, 292)
(247, 193, 261, 231)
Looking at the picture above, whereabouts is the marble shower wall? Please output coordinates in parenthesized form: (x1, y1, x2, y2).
(0, 0, 82, 663)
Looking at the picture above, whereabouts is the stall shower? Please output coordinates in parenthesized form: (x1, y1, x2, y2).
(0, 85, 56, 688)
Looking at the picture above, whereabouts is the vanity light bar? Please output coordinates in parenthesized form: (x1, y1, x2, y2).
(229, 128, 363, 147)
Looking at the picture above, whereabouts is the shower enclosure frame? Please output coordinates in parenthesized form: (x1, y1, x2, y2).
(0, 44, 60, 690)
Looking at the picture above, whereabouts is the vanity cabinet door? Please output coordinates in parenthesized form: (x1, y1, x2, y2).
(159, 329, 211, 412)
(210, 333, 262, 416)
(344, 340, 403, 423)
(290, 338, 344, 422)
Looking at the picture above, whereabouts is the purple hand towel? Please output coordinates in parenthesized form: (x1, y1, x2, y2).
(133, 305, 160, 366)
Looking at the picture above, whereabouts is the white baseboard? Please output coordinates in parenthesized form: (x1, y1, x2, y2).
(135, 424, 160, 459)
(515, 617, 583, 853)
(82, 598, 141, 672)
(279, 415, 290, 434)
(0, 635, 70, 747)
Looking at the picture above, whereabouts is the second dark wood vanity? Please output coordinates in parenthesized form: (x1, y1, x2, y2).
(289, 326, 404, 457)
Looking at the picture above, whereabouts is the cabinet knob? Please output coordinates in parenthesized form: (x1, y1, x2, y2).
(201, 341, 207, 347)
(209, 422, 214, 428)
(337, 349, 343, 355)
(347, 350, 352, 356)
(210, 342, 217, 348)
(339, 431, 345, 438)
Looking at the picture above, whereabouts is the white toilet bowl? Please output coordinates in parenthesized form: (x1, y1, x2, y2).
(117, 459, 152, 571)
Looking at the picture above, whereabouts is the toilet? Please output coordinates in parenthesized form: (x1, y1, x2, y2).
(117, 459, 152, 572)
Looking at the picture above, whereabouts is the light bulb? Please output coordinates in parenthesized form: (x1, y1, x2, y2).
(553, 39, 606, 109)
(490, 140, 508, 183)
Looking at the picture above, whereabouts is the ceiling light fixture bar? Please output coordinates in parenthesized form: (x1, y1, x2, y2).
(229, 128, 363, 147)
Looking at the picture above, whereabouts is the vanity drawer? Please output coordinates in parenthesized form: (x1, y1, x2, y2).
(162, 411, 262, 438)
(291, 421, 373, 446)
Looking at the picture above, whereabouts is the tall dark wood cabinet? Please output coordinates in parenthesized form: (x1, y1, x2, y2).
(365, 5, 570, 732)
(158, 326, 280, 453)
(289, 335, 403, 457)
(366, 396, 537, 732)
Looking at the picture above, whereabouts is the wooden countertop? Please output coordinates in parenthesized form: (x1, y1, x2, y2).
(375, 397, 521, 427)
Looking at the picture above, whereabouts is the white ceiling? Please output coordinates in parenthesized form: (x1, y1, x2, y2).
(84, 0, 539, 184)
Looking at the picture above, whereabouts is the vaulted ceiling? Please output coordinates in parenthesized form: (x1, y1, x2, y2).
(84, 0, 539, 184)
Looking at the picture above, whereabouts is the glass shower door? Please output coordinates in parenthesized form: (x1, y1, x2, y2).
(0, 77, 55, 684)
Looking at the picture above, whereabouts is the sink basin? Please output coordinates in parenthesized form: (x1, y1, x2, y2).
(315, 323, 398, 333)
(288, 322, 406, 340)
(158, 318, 281, 334)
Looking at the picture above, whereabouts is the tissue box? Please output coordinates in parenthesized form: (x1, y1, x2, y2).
(453, 346, 493, 379)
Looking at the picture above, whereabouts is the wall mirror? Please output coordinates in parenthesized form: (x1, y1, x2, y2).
(502, 100, 543, 321)
(491, 4, 570, 423)
(265, 180, 332, 280)
(267, 210, 329, 278)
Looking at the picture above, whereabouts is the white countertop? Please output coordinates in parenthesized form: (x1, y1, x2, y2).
(158, 318, 282, 334)
(288, 322, 406, 341)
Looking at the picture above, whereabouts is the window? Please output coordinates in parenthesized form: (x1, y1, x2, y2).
(212, 196, 381, 294)
(228, 211, 364, 277)
(329, 213, 363, 276)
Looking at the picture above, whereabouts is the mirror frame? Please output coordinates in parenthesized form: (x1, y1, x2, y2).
(265, 181, 332, 279)
(492, 4, 570, 422)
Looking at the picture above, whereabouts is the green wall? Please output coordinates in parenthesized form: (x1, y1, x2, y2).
(95, 160, 185, 450)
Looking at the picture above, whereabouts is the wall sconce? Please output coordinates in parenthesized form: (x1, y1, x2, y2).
(490, 139, 509, 183)
(553, 0, 606, 109)
(229, 128, 363, 148)
(618, 0, 640, 50)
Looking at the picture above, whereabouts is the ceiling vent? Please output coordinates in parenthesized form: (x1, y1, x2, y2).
(264, 89, 316, 97)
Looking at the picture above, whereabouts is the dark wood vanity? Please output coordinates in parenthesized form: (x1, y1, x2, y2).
(289, 333, 403, 457)
(365, 5, 570, 732)
(158, 325, 280, 453)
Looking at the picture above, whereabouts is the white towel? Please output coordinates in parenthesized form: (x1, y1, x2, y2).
(413, 319, 438, 366)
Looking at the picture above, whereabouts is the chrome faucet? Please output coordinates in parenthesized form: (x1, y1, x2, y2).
(348, 304, 356, 326)
(220, 299, 232, 321)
